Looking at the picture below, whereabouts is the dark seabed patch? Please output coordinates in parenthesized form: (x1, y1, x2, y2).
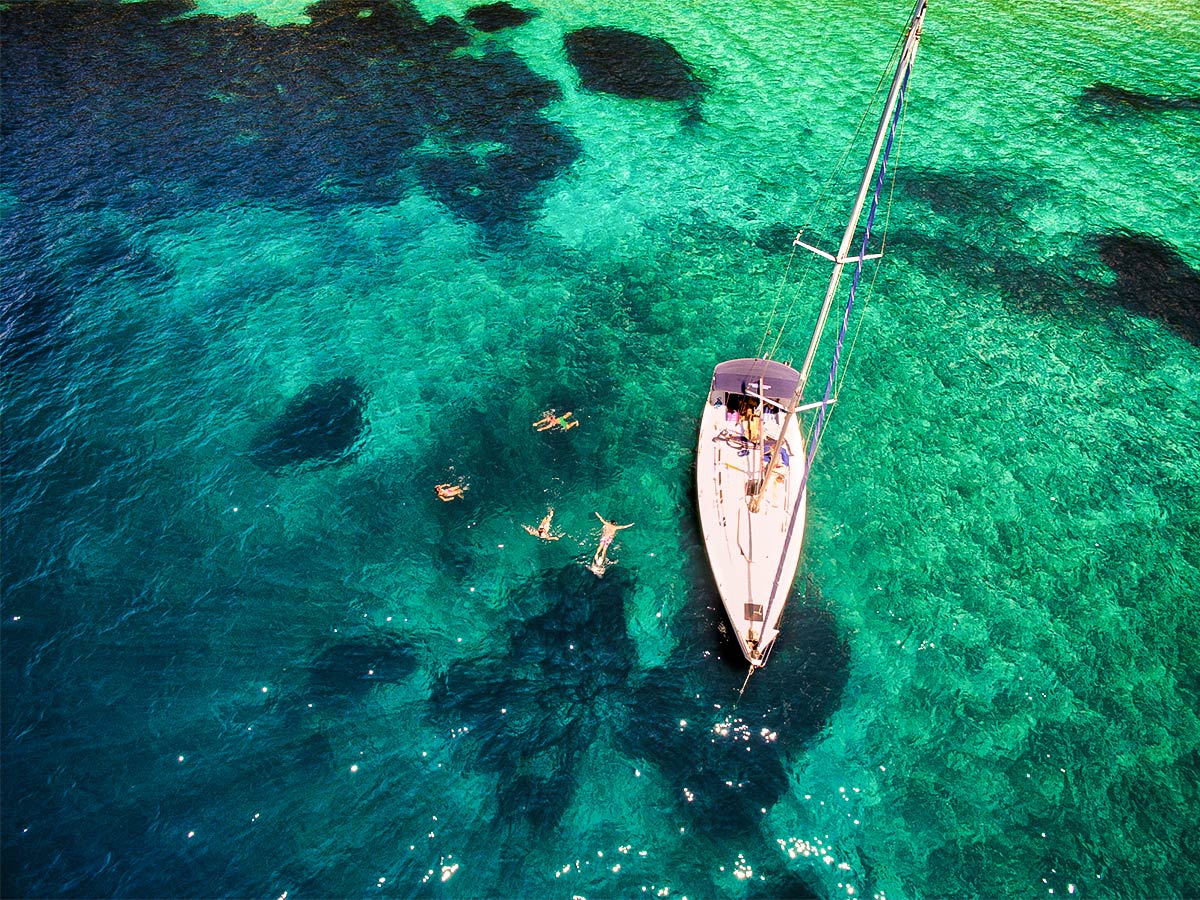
(754, 220, 805, 254)
(889, 167, 1103, 322)
(465, 1, 537, 32)
(1093, 231, 1200, 343)
(250, 376, 369, 471)
(563, 26, 704, 102)
(428, 566, 637, 836)
(1079, 81, 1200, 113)
(619, 578, 851, 835)
(0, 0, 578, 230)
(893, 169, 1200, 346)
(428, 563, 849, 884)
(894, 167, 1053, 223)
(623, 672, 792, 835)
(1, 207, 172, 378)
(303, 629, 419, 704)
(748, 871, 821, 900)
(0, 210, 74, 377)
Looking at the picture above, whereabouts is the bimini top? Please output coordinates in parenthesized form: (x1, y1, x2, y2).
(711, 358, 800, 400)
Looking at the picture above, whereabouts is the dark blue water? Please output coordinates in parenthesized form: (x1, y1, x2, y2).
(3, 1, 1199, 898)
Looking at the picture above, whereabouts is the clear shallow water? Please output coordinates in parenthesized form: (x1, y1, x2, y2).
(2, 1, 1198, 898)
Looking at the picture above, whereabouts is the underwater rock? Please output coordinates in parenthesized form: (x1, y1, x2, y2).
(428, 563, 844, 841)
(0, 0, 577, 229)
(890, 168, 1093, 319)
(504, 566, 636, 688)
(1080, 81, 1200, 113)
(1095, 232, 1200, 344)
(563, 26, 702, 101)
(0, 212, 72, 376)
(465, 2, 536, 32)
(754, 221, 804, 254)
(404, 38, 578, 224)
(413, 49, 576, 229)
(494, 760, 580, 836)
(602, 575, 851, 836)
(1, 209, 173, 378)
(744, 601, 853, 736)
(623, 674, 791, 836)
(615, 599, 849, 836)
(305, 630, 419, 701)
(428, 565, 637, 832)
(747, 871, 821, 900)
(678, 576, 851, 746)
(286, 729, 336, 773)
(250, 377, 368, 470)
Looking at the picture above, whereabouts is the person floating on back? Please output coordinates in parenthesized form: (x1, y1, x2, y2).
(522, 507, 563, 541)
(533, 409, 578, 432)
(587, 512, 633, 576)
(435, 482, 467, 502)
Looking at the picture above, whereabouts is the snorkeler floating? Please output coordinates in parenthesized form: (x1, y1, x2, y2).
(522, 507, 563, 541)
(533, 409, 578, 432)
(587, 512, 633, 577)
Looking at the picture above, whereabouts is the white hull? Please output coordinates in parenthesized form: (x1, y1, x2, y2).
(696, 360, 807, 667)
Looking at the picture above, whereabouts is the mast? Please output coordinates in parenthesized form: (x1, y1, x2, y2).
(795, 0, 926, 397)
(751, 0, 927, 513)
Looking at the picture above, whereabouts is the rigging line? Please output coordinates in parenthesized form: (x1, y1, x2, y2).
(765, 38, 904, 359)
(796, 38, 903, 242)
(764, 239, 819, 360)
(828, 267, 877, 404)
(806, 72, 908, 458)
(748, 86, 892, 363)
(831, 103, 909, 401)
(878, 110, 906, 258)
(824, 77, 910, 406)
(760, 67, 911, 632)
(871, 96, 908, 263)
(763, 56, 902, 362)
(757, 240, 802, 359)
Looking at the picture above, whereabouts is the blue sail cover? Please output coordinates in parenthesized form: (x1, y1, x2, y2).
(711, 358, 800, 400)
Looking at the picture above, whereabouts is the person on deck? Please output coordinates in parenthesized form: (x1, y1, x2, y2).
(745, 408, 762, 443)
(587, 513, 633, 576)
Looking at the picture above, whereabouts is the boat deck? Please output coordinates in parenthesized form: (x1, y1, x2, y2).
(696, 387, 807, 666)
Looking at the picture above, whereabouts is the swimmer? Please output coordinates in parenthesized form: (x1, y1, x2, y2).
(522, 507, 563, 541)
(587, 512, 633, 576)
(435, 482, 467, 502)
(534, 410, 577, 432)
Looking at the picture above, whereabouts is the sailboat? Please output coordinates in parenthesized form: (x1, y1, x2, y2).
(696, 0, 928, 669)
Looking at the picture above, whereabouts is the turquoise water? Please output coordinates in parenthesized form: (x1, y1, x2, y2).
(2, 1, 1198, 898)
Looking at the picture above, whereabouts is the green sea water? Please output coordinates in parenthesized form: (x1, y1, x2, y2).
(2, 0, 1198, 898)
